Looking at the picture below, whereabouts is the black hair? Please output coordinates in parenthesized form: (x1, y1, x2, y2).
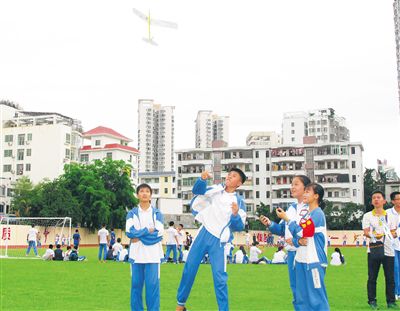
(49, 244, 53, 249)
(67, 246, 71, 250)
(252, 241, 259, 246)
(239, 245, 247, 256)
(169, 221, 174, 226)
(305, 183, 325, 209)
(102, 223, 106, 228)
(277, 246, 284, 252)
(73, 245, 78, 250)
(390, 191, 400, 201)
(229, 167, 247, 184)
(293, 175, 311, 188)
(109, 245, 113, 250)
(136, 183, 153, 195)
(75, 229, 79, 232)
(111, 228, 114, 231)
(371, 190, 385, 198)
(184, 245, 189, 251)
(125, 244, 129, 249)
(179, 224, 184, 228)
(56, 244, 61, 249)
(117, 237, 121, 243)
(335, 247, 344, 263)
(31, 224, 35, 227)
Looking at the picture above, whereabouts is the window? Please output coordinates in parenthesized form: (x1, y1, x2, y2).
(129, 155, 132, 162)
(95, 140, 101, 146)
(334, 191, 339, 197)
(65, 149, 71, 159)
(353, 189, 357, 197)
(291, 122, 295, 127)
(66, 133, 71, 144)
(291, 130, 295, 134)
(266, 164, 270, 171)
(266, 151, 269, 158)
(164, 188, 168, 194)
(106, 152, 112, 159)
(4, 150, 12, 157)
(351, 147, 356, 154)
(17, 149, 24, 161)
(266, 177, 270, 185)
(256, 191, 260, 199)
(81, 154, 89, 162)
(352, 161, 356, 169)
(26, 149, 31, 156)
(27, 133, 32, 141)
(3, 165, 12, 173)
(291, 137, 295, 142)
(26, 164, 31, 171)
(266, 191, 270, 198)
(5, 135, 13, 143)
(164, 177, 168, 182)
(255, 151, 259, 158)
(18, 134, 25, 146)
(256, 178, 259, 185)
(17, 164, 24, 175)
(255, 164, 259, 172)
(327, 191, 332, 198)
(352, 175, 356, 182)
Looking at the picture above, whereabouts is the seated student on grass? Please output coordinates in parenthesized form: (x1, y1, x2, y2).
(233, 245, 249, 264)
(64, 246, 72, 261)
(106, 245, 114, 261)
(42, 244, 55, 261)
(271, 246, 288, 264)
(112, 238, 123, 260)
(330, 248, 345, 266)
(69, 245, 86, 261)
(118, 245, 129, 262)
(53, 244, 64, 261)
(249, 242, 271, 264)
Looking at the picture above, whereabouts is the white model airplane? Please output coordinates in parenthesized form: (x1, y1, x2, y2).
(132, 8, 178, 46)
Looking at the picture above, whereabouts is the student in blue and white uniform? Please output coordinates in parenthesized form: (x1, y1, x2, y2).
(276, 183, 329, 311)
(390, 191, 400, 300)
(126, 184, 164, 311)
(260, 175, 311, 304)
(175, 168, 247, 311)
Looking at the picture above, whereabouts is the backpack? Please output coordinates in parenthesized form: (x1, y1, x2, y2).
(69, 250, 78, 261)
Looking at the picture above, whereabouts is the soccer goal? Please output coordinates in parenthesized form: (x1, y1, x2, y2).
(0, 217, 72, 259)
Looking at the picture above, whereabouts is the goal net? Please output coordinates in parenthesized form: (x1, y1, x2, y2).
(0, 217, 72, 259)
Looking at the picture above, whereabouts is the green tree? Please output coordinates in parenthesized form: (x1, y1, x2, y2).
(364, 168, 377, 211)
(248, 202, 278, 230)
(11, 176, 35, 216)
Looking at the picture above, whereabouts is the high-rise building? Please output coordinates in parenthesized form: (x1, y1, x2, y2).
(246, 131, 281, 146)
(0, 102, 83, 214)
(394, 0, 400, 111)
(282, 108, 349, 145)
(138, 99, 175, 172)
(195, 111, 229, 148)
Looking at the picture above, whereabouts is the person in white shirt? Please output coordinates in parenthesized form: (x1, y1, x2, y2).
(176, 168, 247, 311)
(249, 242, 271, 264)
(42, 244, 55, 260)
(233, 246, 249, 264)
(118, 245, 129, 262)
(126, 183, 164, 311)
(26, 224, 39, 257)
(362, 190, 399, 309)
(330, 248, 345, 266)
(272, 246, 288, 264)
(245, 231, 251, 249)
(165, 221, 179, 263)
(98, 224, 109, 263)
(64, 246, 72, 261)
(224, 242, 234, 263)
(177, 224, 185, 263)
(389, 191, 400, 300)
(112, 238, 123, 259)
(182, 246, 189, 263)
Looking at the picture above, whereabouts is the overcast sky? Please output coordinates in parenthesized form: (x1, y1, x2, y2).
(1, 0, 399, 173)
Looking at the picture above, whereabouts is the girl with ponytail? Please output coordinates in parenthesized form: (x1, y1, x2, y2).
(276, 183, 329, 311)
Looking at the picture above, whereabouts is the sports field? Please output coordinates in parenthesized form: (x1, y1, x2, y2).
(0, 247, 388, 310)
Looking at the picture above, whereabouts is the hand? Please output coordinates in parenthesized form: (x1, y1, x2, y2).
(299, 238, 307, 246)
(131, 238, 139, 243)
(231, 202, 239, 216)
(276, 208, 289, 222)
(260, 215, 271, 227)
(285, 238, 294, 246)
(201, 171, 212, 180)
(148, 228, 155, 234)
(374, 233, 384, 239)
(391, 229, 397, 238)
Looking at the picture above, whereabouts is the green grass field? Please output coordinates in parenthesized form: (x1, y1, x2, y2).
(0, 246, 393, 310)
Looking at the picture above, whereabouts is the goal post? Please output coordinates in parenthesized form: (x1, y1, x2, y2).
(0, 217, 72, 259)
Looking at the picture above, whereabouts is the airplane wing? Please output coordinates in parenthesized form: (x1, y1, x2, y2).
(132, 8, 148, 21)
(150, 18, 178, 29)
